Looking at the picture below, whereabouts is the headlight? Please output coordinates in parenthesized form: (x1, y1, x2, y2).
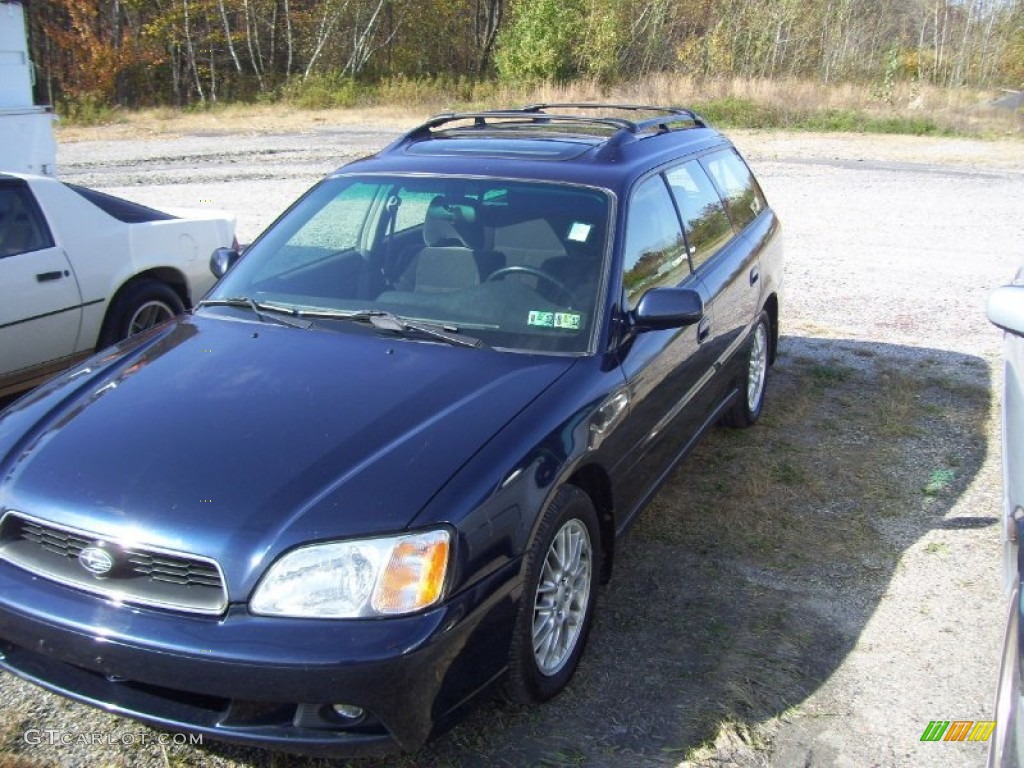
(250, 529, 451, 618)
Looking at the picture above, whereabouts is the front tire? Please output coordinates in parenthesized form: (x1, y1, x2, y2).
(98, 279, 184, 348)
(721, 310, 770, 428)
(506, 485, 600, 704)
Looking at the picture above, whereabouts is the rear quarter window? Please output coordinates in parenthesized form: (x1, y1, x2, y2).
(701, 149, 766, 231)
(665, 162, 733, 272)
(64, 183, 177, 223)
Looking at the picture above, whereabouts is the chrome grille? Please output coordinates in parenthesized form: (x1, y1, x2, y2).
(0, 511, 227, 615)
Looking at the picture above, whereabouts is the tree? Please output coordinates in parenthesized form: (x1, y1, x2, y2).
(495, 0, 619, 83)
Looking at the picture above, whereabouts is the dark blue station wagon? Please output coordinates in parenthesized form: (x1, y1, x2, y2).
(0, 105, 782, 755)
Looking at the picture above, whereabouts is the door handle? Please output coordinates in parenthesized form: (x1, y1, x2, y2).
(697, 316, 711, 343)
(749, 266, 760, 286)
(36, 270, 67, 282)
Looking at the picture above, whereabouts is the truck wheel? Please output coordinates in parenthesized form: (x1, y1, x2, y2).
(99, 279, 184, 348)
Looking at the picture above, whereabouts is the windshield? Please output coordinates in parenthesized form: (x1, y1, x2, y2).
(209, 175, 611, 353)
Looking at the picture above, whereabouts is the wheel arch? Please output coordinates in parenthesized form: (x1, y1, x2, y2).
(117, 267, 191, 308)
(97, 268, 190, 348)
(564, 463, 615, 584)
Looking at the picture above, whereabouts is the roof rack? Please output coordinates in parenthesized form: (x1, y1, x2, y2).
(394, 103, 708, 149)
(521, 103, 707, 132)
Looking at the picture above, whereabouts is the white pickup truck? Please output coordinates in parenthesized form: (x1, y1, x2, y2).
(1, 1, 57, 176)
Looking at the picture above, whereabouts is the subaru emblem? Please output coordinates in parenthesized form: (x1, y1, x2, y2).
(78, 546, 114, 576)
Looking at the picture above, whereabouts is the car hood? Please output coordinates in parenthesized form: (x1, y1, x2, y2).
(0, 314, 575, 597)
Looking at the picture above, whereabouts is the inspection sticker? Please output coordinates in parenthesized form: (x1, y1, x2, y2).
(568, 222, 592, 243)
(528, 311, 554, 327)
(554, 312, 581, 329)
(528, 311, 582, 330)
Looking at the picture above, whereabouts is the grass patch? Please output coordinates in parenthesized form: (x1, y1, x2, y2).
(60, 94, 124, 126)
(794, 108, 946, 135)
(809, 362, 855, 385)
(639, 344, 990, 572)
(925, 541, 952, 555)
(923, 468, 956, 496)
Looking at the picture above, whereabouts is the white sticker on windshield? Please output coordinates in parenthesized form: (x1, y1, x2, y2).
(568, 222, 592, 243)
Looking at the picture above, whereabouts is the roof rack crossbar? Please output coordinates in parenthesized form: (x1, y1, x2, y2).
(415, 111, 638, 134)
(522, 103, 707, 130)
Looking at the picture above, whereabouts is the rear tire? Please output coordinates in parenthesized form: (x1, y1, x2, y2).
(721, 310, 770, 428)
(506, 485, 600, 704)
(98, 279, 184, 348)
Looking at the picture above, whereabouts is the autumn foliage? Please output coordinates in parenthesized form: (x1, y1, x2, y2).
(21, 0, 1024, 109)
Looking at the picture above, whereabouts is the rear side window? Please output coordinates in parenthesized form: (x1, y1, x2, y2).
(701, 149, 766, 231)
(64, 183, 177, 223)
(0, 185, 54, 258)
(622, 176, 689, 308)
(665, 162, 733, 271)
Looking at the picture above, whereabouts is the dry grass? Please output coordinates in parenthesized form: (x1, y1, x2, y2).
(54, 104, 436, 143)
(55, 75, 1023, 143)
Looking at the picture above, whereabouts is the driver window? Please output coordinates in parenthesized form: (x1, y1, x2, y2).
(622, 175, 688, 309)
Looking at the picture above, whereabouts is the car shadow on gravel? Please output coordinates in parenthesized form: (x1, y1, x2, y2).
(0, 336, 995, 768)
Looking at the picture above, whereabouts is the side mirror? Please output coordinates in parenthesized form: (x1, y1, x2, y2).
(210, 247, 240, 279)
(989, 284, 1024, 338)
(631, 287, 704, 332)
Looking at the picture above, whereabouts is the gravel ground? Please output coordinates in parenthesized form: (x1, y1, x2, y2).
(1, 125, 1023, 768)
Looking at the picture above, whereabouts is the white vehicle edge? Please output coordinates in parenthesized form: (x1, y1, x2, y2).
(0, 172, 236, 396)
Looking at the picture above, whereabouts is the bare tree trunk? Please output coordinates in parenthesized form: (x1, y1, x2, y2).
(821, 0, 833, 82)
(346, 0, 390, 76)
(284, 0, 293, 78)
(171, 42, 182, 104)
(937, 0, 949, 85)
(269, 2, 276, 71)
(475, 0, 504, 73)
(918, 6, 928, 81)
(183, 0, 205, 102)
(954, 0, 970, 85)
(303, 0, 348, 80)
(242, 0, 265, 90)
(210, 41, 217, 101)
(978, 0, 998, 85)
(218, 0, 244, 73)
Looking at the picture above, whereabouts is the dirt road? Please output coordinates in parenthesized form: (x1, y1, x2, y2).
(1, 126, 1022, 768)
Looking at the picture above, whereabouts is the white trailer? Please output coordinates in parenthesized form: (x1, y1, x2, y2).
(0, 0, 57, 176)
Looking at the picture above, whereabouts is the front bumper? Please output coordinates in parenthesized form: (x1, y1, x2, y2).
(0, 558, 520, 756)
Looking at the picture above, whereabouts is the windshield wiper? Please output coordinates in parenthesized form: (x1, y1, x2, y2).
(197, 297, 313, 329)
(296, 308, 487, 349)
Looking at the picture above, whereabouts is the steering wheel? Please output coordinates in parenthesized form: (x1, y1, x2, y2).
(486, 266, 576, 305)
